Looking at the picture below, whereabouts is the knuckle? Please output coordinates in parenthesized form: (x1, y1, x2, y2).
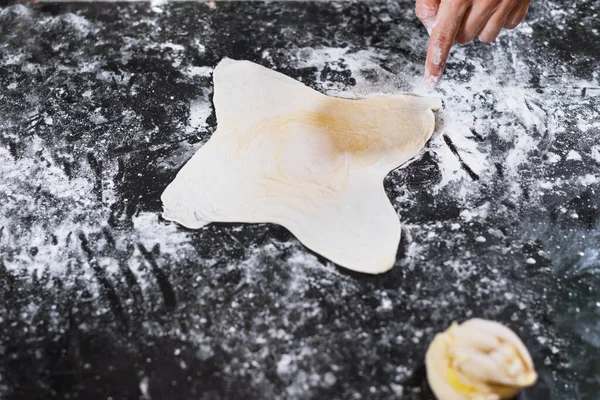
(415, 4, 424, 18)
(483, 0, 502, 8)
(415, 3, 436, 21)
(453, 2, 471, 14)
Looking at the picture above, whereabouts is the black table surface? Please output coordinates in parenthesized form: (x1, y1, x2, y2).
(1, 1, 599, 399)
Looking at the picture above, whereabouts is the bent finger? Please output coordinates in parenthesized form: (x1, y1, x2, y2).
(455, 3, 497, 45)
(504, 2, 530, 29)
(478, 7, 512, 43)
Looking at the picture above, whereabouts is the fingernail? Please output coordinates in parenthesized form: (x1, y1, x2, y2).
(424, 70, 440, 87)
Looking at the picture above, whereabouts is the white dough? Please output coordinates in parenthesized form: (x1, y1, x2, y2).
(161, 58, 441, 274)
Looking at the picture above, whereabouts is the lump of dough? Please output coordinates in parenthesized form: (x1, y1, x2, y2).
(425, 318, 538, 400)
(161, 58, 441, 274)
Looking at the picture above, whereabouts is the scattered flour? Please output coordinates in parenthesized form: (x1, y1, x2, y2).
(566, 150, 582, 161)
(186, 93, 213, 134)
(1, 3, 598, 398)
(183, 66, 213, 78)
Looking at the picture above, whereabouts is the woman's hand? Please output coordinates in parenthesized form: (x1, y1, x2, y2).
(415, 0, 530, 85)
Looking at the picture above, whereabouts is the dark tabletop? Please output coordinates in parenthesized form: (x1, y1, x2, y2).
(1, 1, 599, 399)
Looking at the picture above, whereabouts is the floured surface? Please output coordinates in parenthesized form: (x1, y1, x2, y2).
(162, 58, 440, 273)
(0, 1, 599, 399)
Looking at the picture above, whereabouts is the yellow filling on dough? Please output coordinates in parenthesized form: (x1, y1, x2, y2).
(446, 367, 480, 394)
(446, 365, 520, 399)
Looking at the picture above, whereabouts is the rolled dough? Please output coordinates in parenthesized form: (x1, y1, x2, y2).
(425, 318, 537, 400)
(161, 58, 441, 274)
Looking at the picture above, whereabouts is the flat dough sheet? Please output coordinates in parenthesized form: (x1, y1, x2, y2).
(162, 58, 441, 274)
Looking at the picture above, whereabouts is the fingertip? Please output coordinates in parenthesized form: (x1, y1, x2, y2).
(503, 18, 520, 29)
(477, 33, 498, 43)
(454, 34, 473, 45)
(477, 25, 500, 43)
(424, 69, 441, 87)
(505, 4, 530, 30)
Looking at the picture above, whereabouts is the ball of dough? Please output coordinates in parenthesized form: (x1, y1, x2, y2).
(425, 318, 537, 400)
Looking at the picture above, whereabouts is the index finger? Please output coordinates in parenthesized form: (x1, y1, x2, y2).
(425, 0, 469, 86)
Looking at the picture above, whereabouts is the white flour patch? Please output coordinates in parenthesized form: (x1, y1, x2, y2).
(186, 93, 213, 134)
(591, 146, 600, 163)
(133, 212, 194, 254)
(579, 174, 599, 186)
(61, 13, 92, 36)
(0, 145, 100, 275)
(183, 66, 213, 77)
(566, 150, 582, 161)
(159, 42, 186, 52)
(0, 140, 196, 278)
(3, 53, 23, 65)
